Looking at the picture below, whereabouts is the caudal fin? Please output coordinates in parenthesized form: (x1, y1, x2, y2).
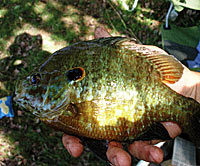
(185, 103, 200, 146)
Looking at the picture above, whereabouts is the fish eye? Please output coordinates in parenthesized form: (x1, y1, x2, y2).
(30, 73, 41, 85)
(66, 67, 85, 82)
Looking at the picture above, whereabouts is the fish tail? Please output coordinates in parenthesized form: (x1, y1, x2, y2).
(185, 101, 200, 146)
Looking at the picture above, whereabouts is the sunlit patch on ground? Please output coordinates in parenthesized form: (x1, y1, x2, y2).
(0, 132, 27, 165)
(0, 8, 8, 18)
(0, 131, 15, 162)
(4, 23, 67, 55)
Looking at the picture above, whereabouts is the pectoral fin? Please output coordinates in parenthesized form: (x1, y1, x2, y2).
(63, 103, 79, 117)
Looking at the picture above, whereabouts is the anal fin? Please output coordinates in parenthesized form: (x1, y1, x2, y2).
(80, 123, 171, 165)
(80, 137, 112, 165)
(134, 122, 172, 141)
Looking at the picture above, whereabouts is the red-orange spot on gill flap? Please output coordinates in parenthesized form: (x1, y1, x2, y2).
(66, 67, 85, 82)
(74, 67, 85, 82)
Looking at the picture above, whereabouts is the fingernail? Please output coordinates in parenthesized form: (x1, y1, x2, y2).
(67, 144, 72, 155)
(149, 150, 160, 163)
(112, 157, 119, 166)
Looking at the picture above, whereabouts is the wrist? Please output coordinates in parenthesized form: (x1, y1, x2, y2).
(166, 66, 200, 103)
(189, 70, 200, 103)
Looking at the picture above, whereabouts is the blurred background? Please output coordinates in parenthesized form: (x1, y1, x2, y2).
(0, 0, 199, 165)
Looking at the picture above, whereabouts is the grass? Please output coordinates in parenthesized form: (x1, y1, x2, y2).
(0, 0, 199, 165)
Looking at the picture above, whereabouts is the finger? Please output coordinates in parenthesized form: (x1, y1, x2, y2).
(62, 134, 83, 158)
(107, 141, 131, 166)
(94, 26, 111, 39)
(161, 122, 182, 138)
(129, 141, 163, 163)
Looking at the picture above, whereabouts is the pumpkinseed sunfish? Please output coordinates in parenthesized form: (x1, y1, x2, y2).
(14, 37, 200, 163)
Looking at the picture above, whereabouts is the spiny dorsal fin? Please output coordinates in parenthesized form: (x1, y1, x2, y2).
(98, 37, 137, 46)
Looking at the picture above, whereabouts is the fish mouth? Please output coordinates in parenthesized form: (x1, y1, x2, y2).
(14, 95, 46, 118)
(14, 92, 71, 120)
(14, 78, 72, 120)
(14, 95, 36, 116)
(14, 80, 40, 117)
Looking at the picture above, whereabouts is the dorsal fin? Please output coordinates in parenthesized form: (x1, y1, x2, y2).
(119, 41, 184, 84)
(144, 54, 184, 84)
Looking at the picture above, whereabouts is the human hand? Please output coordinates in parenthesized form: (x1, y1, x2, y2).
(62, 27, 200, 165)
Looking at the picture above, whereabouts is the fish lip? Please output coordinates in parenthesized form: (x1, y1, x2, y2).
(13, 96, 20, 105)
(13, 92, 23, 106)
(14, 95, 28, 108)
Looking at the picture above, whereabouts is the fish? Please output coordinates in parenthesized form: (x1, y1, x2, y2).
(14, 37, 200, 163)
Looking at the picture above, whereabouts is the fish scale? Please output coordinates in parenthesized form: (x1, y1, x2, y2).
(14, 37, 200, 146)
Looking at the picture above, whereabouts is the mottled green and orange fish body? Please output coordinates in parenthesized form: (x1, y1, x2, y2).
(14, 37, 200, 145)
